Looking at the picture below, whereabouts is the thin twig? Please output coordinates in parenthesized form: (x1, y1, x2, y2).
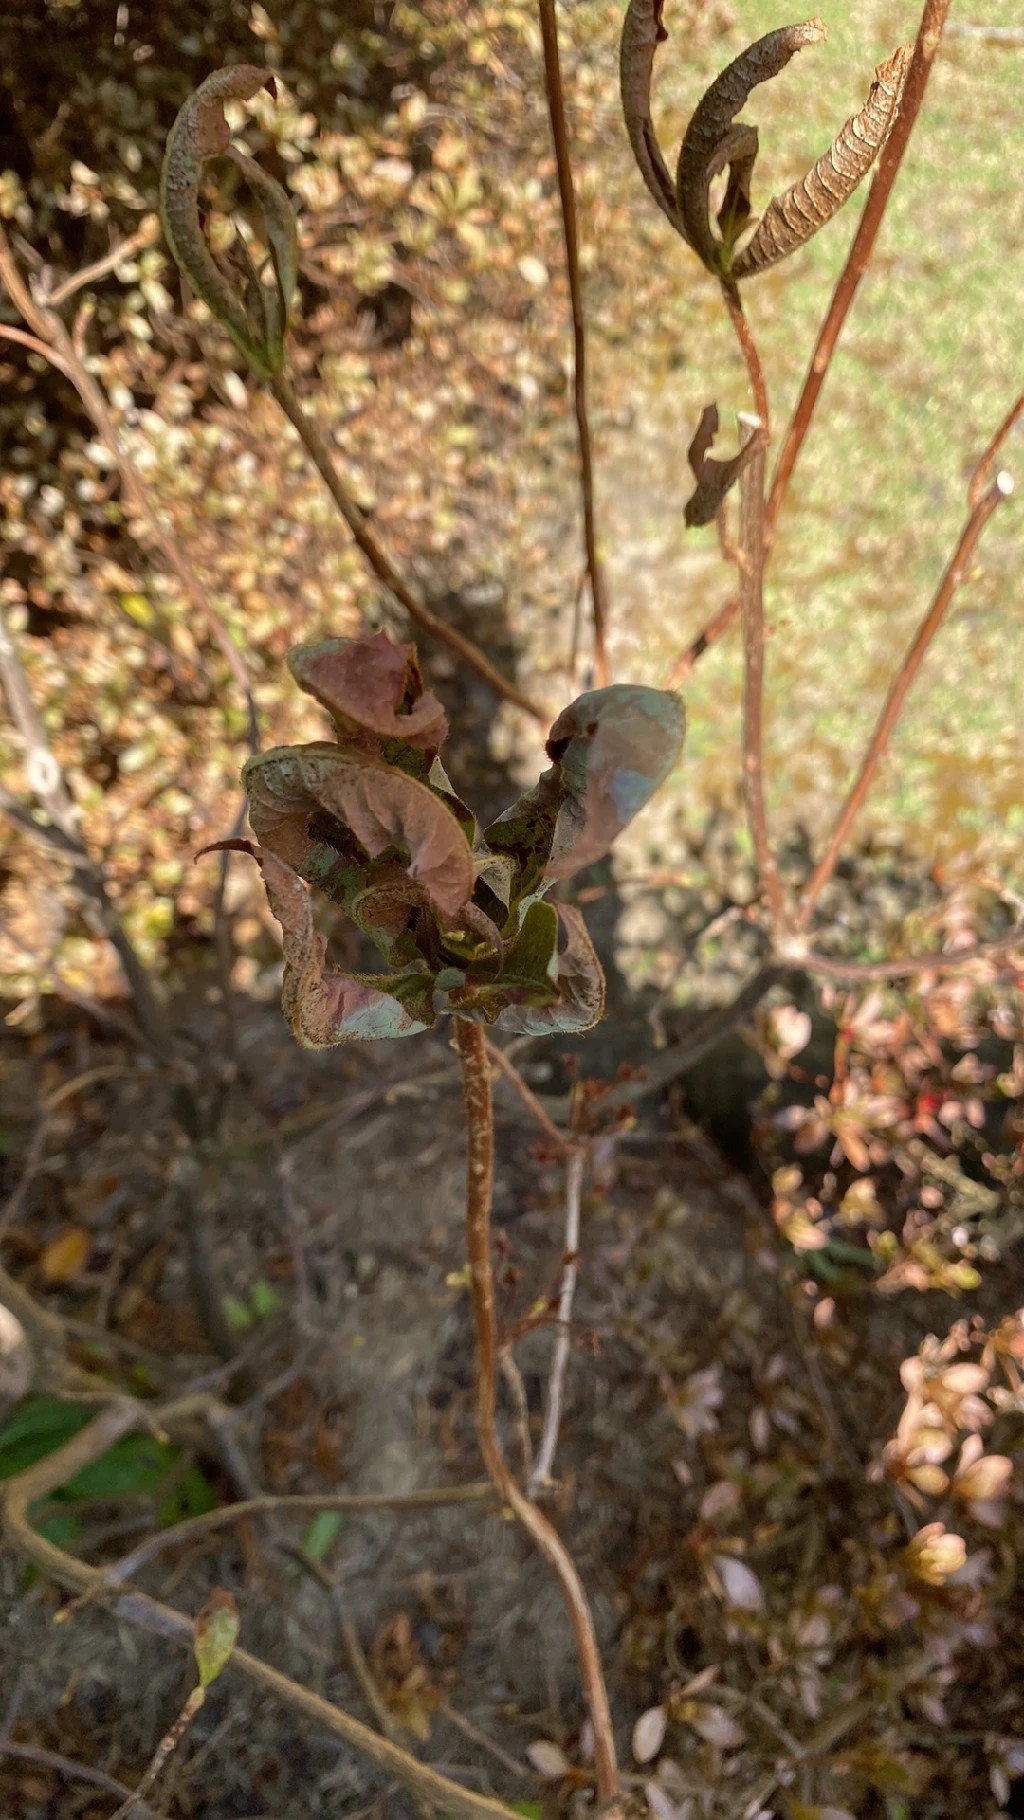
(663, 591, 739, 689)
(538, 0, 610, 686)
(0, 1741, 166, 1818)
(0, 221, 259, 750)
(795, 928, 1023, 980)
(1, 1398, 522, 1820)
(452, 1018, 620, 1805)
(42, 222, 157, 307)
(268, 372, 544, 722)
(68, 1481, 495, 1600)
(969, 389, 1024, 504)
(483, 1035, 576, 1154)
(587, 962, 799, 1118)
(765, 0, 953, 549)
(736, 417, 785, 937)
(0, 611, 170, 1060)
(796, 467, 1015, 931)
(440, 1703, 536, 1785)
(528, 1146, 585, 1495)
(722, 282, 769, 437)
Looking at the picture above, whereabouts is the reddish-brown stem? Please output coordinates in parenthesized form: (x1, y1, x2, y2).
(796, 930, 1023, 981)
(269, 372, 544, 722)
(765, 0, 952, 550)
(452, 1017, 620, 1804)
(796, 470, 1014, 931)
(737, 420, 785, 937)
(722, 281, 769, 438)
(483, 1034, 576, 1155)
(969, 390, 1024, 505)
(538, 0, 610, 687)
(663, 590, 739, 689)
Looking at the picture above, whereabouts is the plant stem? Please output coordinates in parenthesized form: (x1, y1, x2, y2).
(538, 0, 610, 687)
(269, 373, 544, 722)
(796, 469, 1014, 931)
(765, 0, 953, 550)
(665, 283, 768, 686)
(722, 281, 769, 437)
(663, 590, 739, 689)
(452, 1018, 620, 1804)
(737, 418, 785, 937)
(529, 1145, 585, 1495)
(0, 1397, 527, 1820)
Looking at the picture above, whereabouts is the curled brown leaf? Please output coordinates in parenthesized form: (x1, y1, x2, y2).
(732, 40, 914, 278)
(620, 0, 687, 236)
(676, 20, 827, 273)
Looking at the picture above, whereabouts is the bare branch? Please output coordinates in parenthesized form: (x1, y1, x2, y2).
(528, 1146, 585, 1495)
(663, 591, 739, 689)
(0, 1398, 525, 1820)
(452, 1018, 620, 1804)
(797, 460, 1014, 930)
(269, 373, 545, 721)
(484, 1034, 576, 1154)
(736, 414, 785, 936)
(538, 0, 610, 686)
(0, 610, 171, 1059)
(0, 221, 260, 750)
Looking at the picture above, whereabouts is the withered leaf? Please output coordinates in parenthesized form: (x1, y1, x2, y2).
(160, 65, 298, 378)
(676, 20, 827, 274)
(242, 743, 474, 918)
(732, 40, 914, 278)
(685, 404, 766, 528)
(288, 633, 448, 755)
(259, 847, 434, 1045)
(620, 0, 688, 237)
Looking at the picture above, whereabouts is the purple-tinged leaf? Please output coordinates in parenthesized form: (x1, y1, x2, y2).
(242, 743, 474, 918)
(288, 633, 448, 754)
(486, 684, 684, 895)
(496, 906, 605, 1035)
(259, 847, 434, 1045)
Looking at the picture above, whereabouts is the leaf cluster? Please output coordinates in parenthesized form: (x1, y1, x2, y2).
(218, 630, 684, 1044)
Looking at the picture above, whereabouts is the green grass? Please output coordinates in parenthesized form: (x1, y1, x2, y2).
(585, 1, 1023, 873)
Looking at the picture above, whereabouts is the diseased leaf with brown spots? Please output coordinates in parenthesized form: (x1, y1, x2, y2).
(258, 847, 435, 1045)
(288, 633, 448, 755)
(242, 743, 474, 918)
(624, 10, 914, 282)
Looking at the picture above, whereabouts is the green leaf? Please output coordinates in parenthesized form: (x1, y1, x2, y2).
(249, 1278, 284, 1319)
(158, 1463, 218, 1528)
(301, 1510, 345, 1561)
(0, 1397, 92, 1478)
(65, 1434, 177, 1501)
(223, 1294, 253, 1331)
(194, 1588, 240, 1688)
